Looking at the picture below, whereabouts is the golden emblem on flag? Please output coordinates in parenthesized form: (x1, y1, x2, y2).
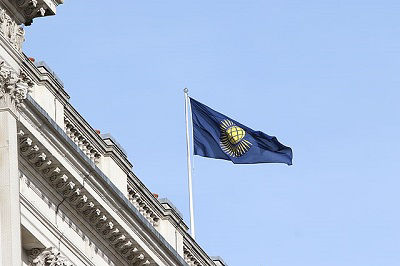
(220, 119, 252, 157)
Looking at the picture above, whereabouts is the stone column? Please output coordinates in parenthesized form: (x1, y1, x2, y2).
(0, 99, 21, 265)
(0, 59, 32, 265)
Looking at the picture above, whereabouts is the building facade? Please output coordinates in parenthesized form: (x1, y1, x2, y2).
(0, 1, 227, 265)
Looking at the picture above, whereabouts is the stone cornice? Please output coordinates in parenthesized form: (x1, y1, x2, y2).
(18, 128, 174, 266)
(19, 95, 188, 266)
(183, 236, 220, 266)
(63, 95, 188, 235)
(21, 93, 223, 266)
(13, 55, 223, 266)
(20, 163, 114, 266)
(63, 105, 133, 173)
(0, 0, 63, 26)
(63, 91, 190, 240)
(127, 174, 189, 233)
(20, 192, 98, 266)
(33, 60, 67, 99)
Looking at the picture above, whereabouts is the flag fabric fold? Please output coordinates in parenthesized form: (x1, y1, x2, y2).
(190, 97, 293, 165)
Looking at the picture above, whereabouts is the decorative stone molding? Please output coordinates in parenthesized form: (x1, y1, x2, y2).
(0, 8, 25, 51)
(183, 246, 202, 266)
(5, 0, 64, 26)
(128, 184, 160, 227)
(64, 117, 101, 163)
(0, 57, 33, 111)
(17, 0, 46, 19)
(28, 247, 73, 266)
(18, 129, 154, 266)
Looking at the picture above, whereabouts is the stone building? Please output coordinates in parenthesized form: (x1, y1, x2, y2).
(0, 1, 227, 265)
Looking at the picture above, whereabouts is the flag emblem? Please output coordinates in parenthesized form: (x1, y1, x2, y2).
(220, 119, 252, 157)
(190, 97, 293, 165)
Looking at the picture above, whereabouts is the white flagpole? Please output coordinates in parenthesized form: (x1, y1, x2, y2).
(184, 88, 196, 239)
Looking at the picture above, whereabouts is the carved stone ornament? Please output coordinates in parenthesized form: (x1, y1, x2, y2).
(19, 130, 155, 266)
(0, 8, 25, 52)
(0, 58, 33, 110)
(28, 247, 74, 266)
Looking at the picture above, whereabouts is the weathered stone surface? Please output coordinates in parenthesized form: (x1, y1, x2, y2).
(0, 57, 33, 113)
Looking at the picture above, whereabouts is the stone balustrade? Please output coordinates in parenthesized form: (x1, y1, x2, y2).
(64, 117, 101, 163)
(183, 246, 203, 266)
(127, 184, 160, 227)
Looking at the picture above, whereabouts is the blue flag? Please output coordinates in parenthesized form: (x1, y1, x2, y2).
(190, 98, 293, 165)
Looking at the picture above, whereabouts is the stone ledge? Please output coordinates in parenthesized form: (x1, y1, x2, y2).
(159, 198, 183, 219)
(210, 256, 228, 266)
(34, 61, 64, 87)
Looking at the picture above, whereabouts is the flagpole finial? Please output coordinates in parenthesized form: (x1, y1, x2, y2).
(184, 88, 188, 94)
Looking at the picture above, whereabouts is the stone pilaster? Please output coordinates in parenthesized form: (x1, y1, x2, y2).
(0, 108, 20, 265)
(0, 58, 32, 265)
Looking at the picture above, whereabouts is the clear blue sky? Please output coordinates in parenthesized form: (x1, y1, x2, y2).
(24, 1, 400, 265)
